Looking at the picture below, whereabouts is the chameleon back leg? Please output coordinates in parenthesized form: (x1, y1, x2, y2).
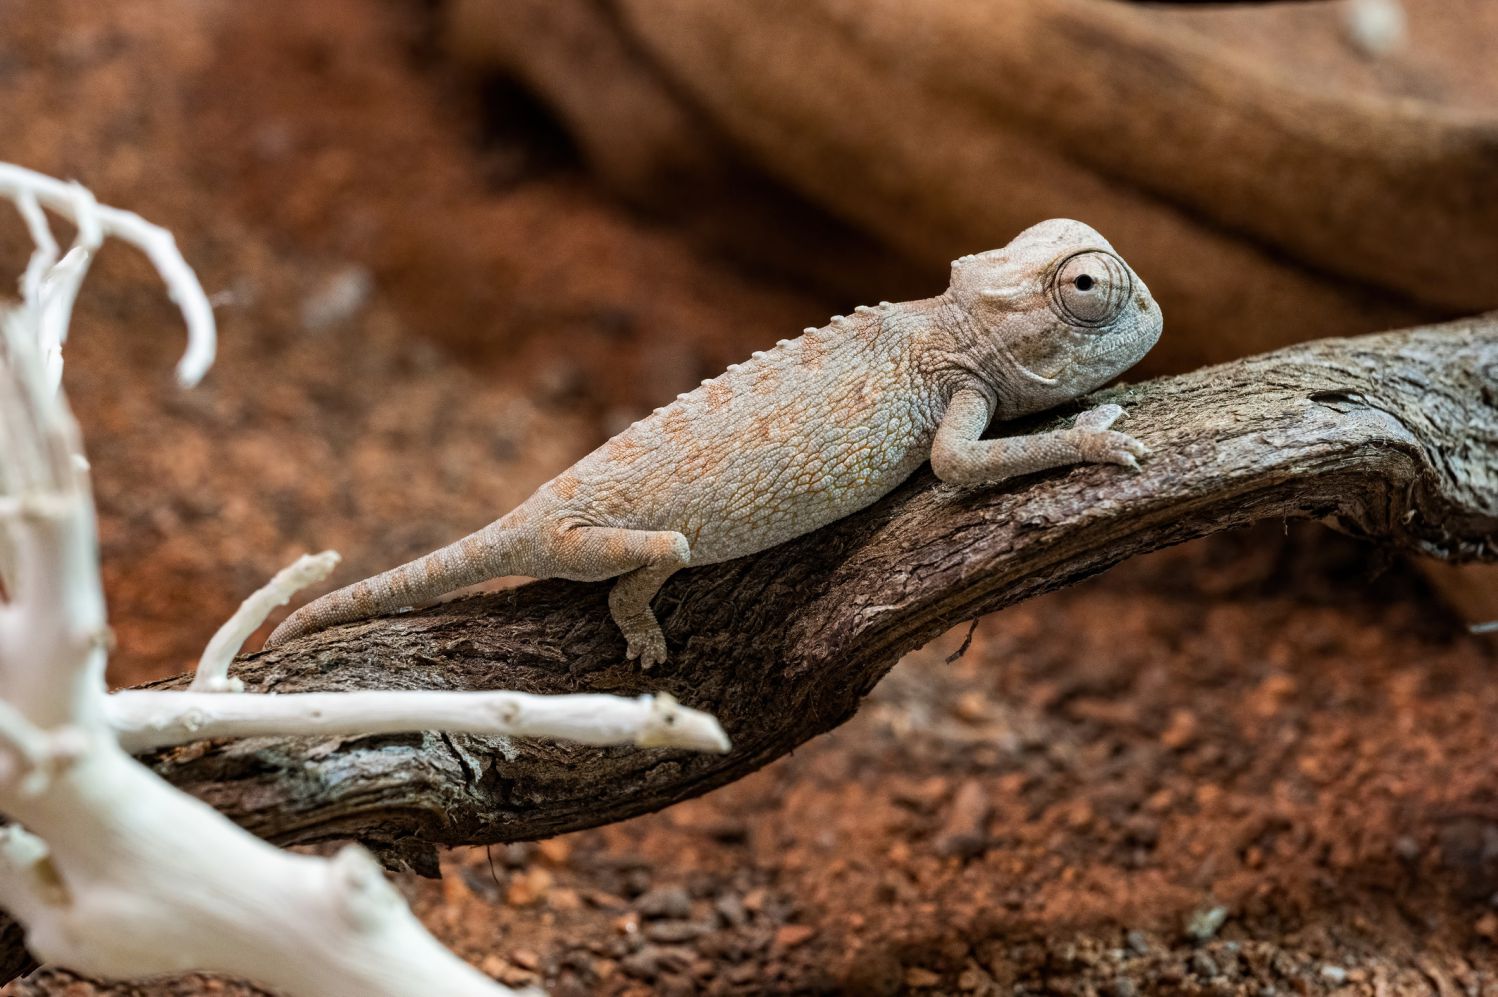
(544, 524, 690, 668)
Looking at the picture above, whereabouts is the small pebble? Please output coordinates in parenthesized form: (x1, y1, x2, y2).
(504, 866, 553, 907)
(934, 779, 992, 859)
(620, 944, 692, 980)
(622, 868, 652, 897)
(1344, 0, 1406, 57)
(645, 920, 710, 944)
(1185, 904, 1229, 941)
(715, 893, 749, 928)
(535, 837, 572, 865)
(726, 962, 759, 984)
(1321, 964, 1349, 984)
(636, 885, 692, 920)
(775, 924, 817, 948)
(300, 265, 372, 332)
(904, 966, 941, 988)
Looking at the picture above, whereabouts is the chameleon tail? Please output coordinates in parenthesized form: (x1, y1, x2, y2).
(264, 521, 521, 647)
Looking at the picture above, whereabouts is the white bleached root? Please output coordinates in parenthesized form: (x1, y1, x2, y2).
(0, 162, 216, 388)
(111, 687, 730, 754)
(0, 736, 525, 996)
(0, 165, 730, 996)
(190, 550, 342, 691)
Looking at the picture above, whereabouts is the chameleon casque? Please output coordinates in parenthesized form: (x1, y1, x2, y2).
(268, 219, 1163, 665)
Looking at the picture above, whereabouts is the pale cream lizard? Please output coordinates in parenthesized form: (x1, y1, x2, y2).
(268, 219, 1163, 666)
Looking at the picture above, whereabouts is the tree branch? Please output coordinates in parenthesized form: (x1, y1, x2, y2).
(123, 317, 1496, 866)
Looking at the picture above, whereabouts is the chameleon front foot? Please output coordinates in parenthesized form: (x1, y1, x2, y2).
(1065, 403, 1149, 471)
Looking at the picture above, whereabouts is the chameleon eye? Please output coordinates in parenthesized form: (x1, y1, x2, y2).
(1052, 251, 1131, 328)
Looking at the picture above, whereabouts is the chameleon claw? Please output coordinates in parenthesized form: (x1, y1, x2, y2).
(625, 632, 668, 670)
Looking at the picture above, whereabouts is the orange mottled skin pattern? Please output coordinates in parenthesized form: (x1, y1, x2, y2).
(268, 220, 1163, 667)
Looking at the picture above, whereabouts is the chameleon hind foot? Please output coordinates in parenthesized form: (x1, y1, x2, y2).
(606, 546, 688, 670)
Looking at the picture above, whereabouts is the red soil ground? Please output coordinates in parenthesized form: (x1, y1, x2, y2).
(1, 2, 1494, 993)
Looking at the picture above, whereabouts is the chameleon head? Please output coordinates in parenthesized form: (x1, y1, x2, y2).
(945, 218, 1163, 416)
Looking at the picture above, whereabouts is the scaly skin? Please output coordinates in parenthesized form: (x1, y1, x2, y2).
(268, 219, 1163, 665)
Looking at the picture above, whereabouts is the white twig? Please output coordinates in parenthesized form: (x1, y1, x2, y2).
(31, 182, 105, 389)
(0, 825, 62, 925)
(15, 191, 57, 307)
(0, 163, 216, 387)
(110, 688, 731, 753)
(191, 551, 341, 692)
(0, 700, 54, 787)
(0, 308, 106, 732)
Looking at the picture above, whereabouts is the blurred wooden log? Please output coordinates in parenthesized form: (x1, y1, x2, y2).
(1420, 561, 1498, 632)
(442, 0, 928, 299)
(2, 317, 1496, 981)
(447, 0, 1498, 370)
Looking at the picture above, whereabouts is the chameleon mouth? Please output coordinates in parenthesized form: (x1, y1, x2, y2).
(1086, 328, 1155, 366)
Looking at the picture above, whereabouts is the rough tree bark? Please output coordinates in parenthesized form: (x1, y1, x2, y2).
(2, 317, 1495, 982)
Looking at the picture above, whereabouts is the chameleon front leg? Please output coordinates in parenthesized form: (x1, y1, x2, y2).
(550, 525, 690, 668)
(930, 387, 1148, 486)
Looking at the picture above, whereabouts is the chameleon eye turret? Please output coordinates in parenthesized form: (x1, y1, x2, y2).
(1052, 250, 1132, 328)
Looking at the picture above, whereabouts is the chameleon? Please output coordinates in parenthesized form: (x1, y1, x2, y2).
(267, 218, 1162, 666)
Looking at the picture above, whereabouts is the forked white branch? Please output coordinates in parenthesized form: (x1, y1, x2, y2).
(0, 163, 216, 389)
(167, 541, 728, 749)
(0, 165, 729, 996)
(189, 550, 343, 692)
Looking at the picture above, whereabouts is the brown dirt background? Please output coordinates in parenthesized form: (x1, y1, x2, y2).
(0, 1, 1495, 994)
